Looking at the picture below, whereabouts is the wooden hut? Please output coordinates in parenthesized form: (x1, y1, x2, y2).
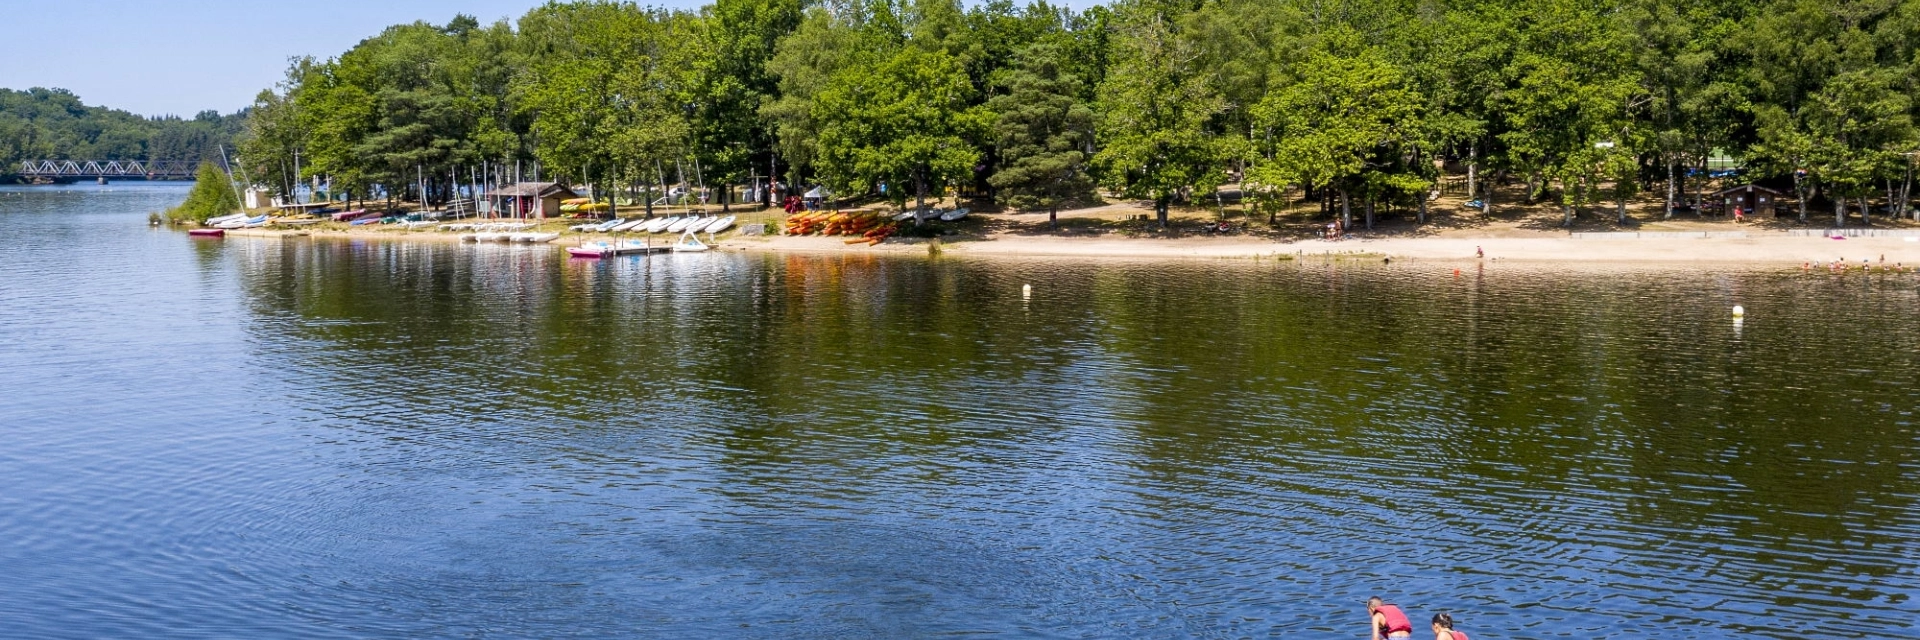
(486, 182, 578, 219)
(1710, 183, 1786, 218)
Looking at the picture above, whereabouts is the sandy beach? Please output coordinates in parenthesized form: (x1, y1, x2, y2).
(215, 192, 1920, 268)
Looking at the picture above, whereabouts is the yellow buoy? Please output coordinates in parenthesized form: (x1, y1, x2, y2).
(1022, 284, 1032, 299)
(1732, 305, 1745, 318)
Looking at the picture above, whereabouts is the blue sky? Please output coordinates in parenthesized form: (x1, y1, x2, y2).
(0, 0, 704, 117)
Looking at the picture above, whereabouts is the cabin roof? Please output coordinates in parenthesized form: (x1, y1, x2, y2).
(1709, 183, 1786, 197)
(487, 181, 577, 199)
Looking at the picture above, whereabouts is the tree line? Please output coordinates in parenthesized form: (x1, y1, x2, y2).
(0, 88, 245, 177)
(238, 0, 1920, 228)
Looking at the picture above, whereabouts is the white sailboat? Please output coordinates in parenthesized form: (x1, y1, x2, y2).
(671, 229, 710, 252)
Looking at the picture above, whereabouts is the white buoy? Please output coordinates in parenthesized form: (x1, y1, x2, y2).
(1022, 283, 1032, 299)
(1732, 305, 1745, 318)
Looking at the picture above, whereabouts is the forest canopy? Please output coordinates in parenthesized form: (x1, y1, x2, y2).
(235, 0, 1920, 226)
(0, 88, 246, 176)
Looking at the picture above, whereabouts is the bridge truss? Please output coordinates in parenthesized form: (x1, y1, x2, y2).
(16, 160, 199, 181)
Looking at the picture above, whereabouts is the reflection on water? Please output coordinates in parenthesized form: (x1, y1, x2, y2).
(0, 183, 1917, 638)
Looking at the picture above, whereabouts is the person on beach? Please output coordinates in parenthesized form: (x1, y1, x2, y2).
(1431, 613, 1468, 640)
(1733, 205, 1746, 223)
(1367, 597, 1415, 640)
(1476, 245, 1484, 259)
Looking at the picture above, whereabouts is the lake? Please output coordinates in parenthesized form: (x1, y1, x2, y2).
(0, 183, 1915, 638)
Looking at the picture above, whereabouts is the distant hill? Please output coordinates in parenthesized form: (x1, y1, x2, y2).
(0, 87, 244, 176)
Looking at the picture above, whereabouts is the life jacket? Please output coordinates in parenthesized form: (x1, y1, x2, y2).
(1375, 604, 1414, 635)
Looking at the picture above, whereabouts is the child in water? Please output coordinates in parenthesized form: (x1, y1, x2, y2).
(1431, 612, 1468, 640)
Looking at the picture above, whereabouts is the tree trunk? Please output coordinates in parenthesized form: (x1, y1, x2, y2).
(1694, 156, 1708, 210)
(1525, 173, 1537, 204)
(1467, 143, 1479, 200)
(1903, 162, 1915, 220)
(1835, 196, 1846, 227)
(1562, 179, 1574, 227)
(1364, 196, 1374, 230)
(1794, 171, 1807, 223)
(1861, 197, 1871, 226)
(1418, 190, 1428, 224)
(1903, 163, 1915, 221)
(1665, 161, 1676, 219)
(915, 167, 927, 227)
(1049, 206, 1057, 229)
(1617, 184, 1628, 224)
(1340, 189, 1352, 229)
(1156, 196, 1169, 230)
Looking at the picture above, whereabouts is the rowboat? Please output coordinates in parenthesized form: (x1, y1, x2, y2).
(188, 228, 225, 237)
(701, 215, 736, 234)
(219, 214, 270, 229)
(666, 216, 701, 233)
(683, 216, 720, 233)
(594, 218, 627, 232)
(940, 208, 970, 221)
(612, 218, 649, 232)
(567, 244, 613, 258)
(512, 232, 560, 243)
(205, 213, 248, 226)
(330, 209, 373, 222)
(642, 216, 680, 233)
(567, 240, 651, 258)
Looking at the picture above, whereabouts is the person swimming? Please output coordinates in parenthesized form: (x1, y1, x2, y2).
(1431, 612, 1468, 640)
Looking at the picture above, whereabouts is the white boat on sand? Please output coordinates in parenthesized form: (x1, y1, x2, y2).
(700, 215, 736, 234)
(642, 216, 679, 233)
(666, 216, 702, 233)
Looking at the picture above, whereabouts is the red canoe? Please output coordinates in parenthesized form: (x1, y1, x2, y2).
(188, 228, 225, 237)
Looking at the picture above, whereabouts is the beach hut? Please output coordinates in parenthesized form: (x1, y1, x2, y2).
(1710, 183, 1785, 218)
(486, 182, 578, 219)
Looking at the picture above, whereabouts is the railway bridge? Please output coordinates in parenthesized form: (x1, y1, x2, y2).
(15, 160, 199, 181)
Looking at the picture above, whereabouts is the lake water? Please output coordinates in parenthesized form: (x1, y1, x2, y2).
(1, 183, 1916, 638)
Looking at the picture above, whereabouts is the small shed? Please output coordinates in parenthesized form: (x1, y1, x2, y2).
(485, 182, 578, 218)
(1711, 183, 1786, 218)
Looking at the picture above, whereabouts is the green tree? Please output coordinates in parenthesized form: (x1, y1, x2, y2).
(987, 42, 1097, 226)
(1094, 0, 1225, 229)
(1250, 44, 1420, 230)
(814, 47, 984, 213)
(168, 161, 242, 223)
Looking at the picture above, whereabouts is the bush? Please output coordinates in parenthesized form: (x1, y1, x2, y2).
(166, 161, 241, 223)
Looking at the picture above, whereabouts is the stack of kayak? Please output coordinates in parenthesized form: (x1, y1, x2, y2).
(558, 197, 612, 217)
(785, 210, 898, 245)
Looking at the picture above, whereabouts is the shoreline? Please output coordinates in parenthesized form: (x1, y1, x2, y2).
(215, 224, 1920, 267)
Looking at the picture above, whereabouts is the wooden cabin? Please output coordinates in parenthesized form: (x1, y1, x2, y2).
(1711, 183, 1786, 217)
(485, 182, 578, 219)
